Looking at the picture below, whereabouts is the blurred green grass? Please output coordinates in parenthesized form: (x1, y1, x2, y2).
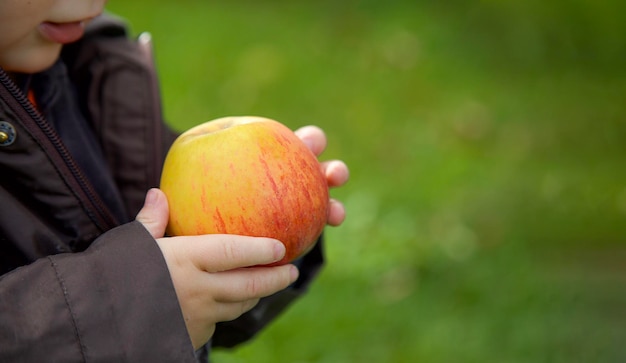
(107, 1, 626, 362)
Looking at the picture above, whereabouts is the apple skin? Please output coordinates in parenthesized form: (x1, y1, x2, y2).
(160, 116, 330, 265)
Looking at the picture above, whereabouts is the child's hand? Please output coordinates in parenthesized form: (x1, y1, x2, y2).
(135, 127, 347, 349)
(294, 126, 349, 226)
(136, 189, 299, 349)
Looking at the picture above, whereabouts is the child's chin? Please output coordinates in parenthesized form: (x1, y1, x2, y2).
(3, 43, 62, 74)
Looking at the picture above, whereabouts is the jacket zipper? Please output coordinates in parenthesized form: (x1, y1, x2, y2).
(0, 68, 119, 233)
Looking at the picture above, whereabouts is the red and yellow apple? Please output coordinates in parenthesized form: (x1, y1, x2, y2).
(160, 116, 329, 265)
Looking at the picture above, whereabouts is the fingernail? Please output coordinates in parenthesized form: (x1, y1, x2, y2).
(300, 137, 314, 151)
(145, 188, 158, 206)
(290, 265, 300, 282)
(273, 241, 286, 261)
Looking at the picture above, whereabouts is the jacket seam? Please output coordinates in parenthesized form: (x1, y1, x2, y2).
(49, 256, 88, 363)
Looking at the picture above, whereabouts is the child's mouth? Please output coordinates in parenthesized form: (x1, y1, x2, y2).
(38, 21, 86, 44)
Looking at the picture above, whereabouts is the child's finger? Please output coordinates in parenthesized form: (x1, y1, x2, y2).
(211, 264, 299, 303)
(135, 188, 170, 238)
(321, 160, 349, 188)
(327, 199, 346, 226)
(294, 125, 327, 156)
(181, 235, 286, 272)
(215, 299, 262, 323)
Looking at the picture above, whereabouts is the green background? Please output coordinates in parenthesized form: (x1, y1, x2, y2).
(106, 1, 626, 362)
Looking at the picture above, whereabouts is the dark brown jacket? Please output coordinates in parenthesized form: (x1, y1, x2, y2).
(0, 15, 322, 363)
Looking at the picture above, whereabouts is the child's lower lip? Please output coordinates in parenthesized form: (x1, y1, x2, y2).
(38, 21, 85, 44)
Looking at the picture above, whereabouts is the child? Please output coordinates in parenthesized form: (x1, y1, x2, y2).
(0, 1, 349, 362)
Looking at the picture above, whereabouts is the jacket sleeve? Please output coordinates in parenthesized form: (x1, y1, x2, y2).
(0, 221, 196, 363)
(210, 235, 325, 349)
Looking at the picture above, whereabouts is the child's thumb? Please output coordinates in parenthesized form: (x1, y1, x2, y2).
(135, 188, 170, 239)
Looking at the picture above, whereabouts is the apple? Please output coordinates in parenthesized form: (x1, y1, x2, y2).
(160, 116, 329, 265)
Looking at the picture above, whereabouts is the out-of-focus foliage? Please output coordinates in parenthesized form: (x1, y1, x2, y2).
(107, 1, 626, 362)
